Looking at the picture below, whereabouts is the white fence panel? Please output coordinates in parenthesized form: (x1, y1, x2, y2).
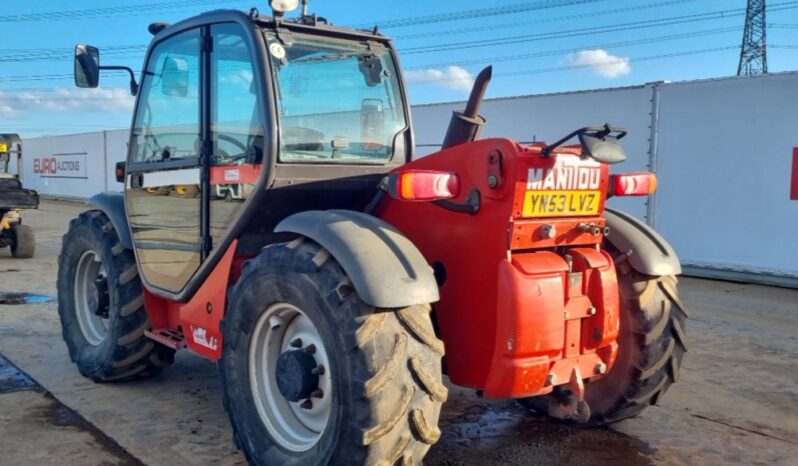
(655, 72, 798, 284)
(23, 132, 107, 199)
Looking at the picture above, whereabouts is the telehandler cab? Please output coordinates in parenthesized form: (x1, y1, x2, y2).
(60, 2, 687, 465)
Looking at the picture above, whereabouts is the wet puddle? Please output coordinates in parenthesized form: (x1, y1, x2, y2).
(427, 390, 655, 466)
(0, 352, 37, 392)
(0, 292, 54, 304)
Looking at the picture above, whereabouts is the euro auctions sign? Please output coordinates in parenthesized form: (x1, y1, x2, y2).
(33, 152, 88, 179)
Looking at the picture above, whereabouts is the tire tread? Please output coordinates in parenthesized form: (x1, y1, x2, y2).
(57, 210, 174, 382)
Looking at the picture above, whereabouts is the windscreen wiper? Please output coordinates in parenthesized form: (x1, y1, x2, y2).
(292, 52, 369, 64)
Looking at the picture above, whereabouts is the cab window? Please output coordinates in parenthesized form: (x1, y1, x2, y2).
(131, 29, 201, 164)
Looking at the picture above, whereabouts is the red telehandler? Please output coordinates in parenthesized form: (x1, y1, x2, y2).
(59, 2, 686, 465)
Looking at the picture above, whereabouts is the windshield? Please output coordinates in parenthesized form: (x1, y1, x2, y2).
(265, 33, 408, 164)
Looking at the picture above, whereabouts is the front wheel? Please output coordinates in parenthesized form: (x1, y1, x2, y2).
(221, 238, 446, 465)
(57, 210, 175, 381)
(521, 259, 688, 425)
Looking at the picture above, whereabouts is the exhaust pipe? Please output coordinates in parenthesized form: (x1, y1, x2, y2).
(441, 66, 492, 149)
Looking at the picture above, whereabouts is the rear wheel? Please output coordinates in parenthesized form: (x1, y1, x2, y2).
(521, 258, 688, 425)
(57, 210, 175, 381)
(10, 223, 35, 258)
(221, 238, 446, 465)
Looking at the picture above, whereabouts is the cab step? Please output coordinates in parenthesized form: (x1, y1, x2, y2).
(145, 328, 186, 350)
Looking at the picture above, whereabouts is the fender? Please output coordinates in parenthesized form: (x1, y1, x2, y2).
(605, 207, 681, 276)
(275, 210, 440, 309)
(86, 192, 132, 249)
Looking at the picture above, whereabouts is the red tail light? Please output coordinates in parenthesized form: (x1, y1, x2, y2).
(386, 170, 460, 201)
(610, 172, 657, 197)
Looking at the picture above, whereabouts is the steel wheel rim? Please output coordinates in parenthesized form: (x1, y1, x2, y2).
(249, 302, 332, 452)
(74, 249, 109, 346)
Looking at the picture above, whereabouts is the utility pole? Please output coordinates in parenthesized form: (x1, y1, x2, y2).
(738, 0, 767, 76)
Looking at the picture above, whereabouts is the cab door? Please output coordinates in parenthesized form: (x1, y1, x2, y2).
(125, 28, 204, 294)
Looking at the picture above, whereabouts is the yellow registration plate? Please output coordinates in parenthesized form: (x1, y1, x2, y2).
(522, 190, 601, 217)
(0, 143, 7, 153)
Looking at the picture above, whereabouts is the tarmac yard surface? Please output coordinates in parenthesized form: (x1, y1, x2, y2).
(0, 200, 796, 465)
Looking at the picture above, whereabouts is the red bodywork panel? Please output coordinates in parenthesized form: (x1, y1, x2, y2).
(143, 240, 239, 360)
(138, 137, 620, 399)
(209, 163, 260, 186)
(378, 138, 620, 397)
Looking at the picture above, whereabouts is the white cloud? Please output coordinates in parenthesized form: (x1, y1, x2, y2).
(404, 65, 475, 91)
(0, 87, 135, 118)
(566, 49, 631, 78)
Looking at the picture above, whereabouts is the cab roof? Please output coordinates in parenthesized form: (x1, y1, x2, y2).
(150, 9, 389, 45)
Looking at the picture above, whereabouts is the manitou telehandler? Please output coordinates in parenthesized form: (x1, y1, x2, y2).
(59, 2, 687, 464)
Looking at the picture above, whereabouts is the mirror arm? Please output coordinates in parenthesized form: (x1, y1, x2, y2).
(99, 65, 139, 96)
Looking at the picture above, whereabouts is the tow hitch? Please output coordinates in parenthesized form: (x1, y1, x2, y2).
(545, 365, 591, 423)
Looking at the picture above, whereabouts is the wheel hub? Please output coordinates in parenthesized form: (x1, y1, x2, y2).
(276, 349, 319, 402)
(249, 303, 333, 451)
(92, 276, 110, 318)
(74, 250, 110, 346)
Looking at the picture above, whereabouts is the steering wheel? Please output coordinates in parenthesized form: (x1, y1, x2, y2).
(217, 134, 248, 156)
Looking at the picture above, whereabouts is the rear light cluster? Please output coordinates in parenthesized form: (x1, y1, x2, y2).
(609, 172, 657, 197)
(385, 170, 460, 201)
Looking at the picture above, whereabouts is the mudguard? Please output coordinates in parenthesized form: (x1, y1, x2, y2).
(605, 207, 681, 276)
(86, 192, 132, 249)
(275, 210, 440, 309)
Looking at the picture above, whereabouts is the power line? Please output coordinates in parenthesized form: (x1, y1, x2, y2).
(1, 45, 742, 101)
(0, 4, 775, 64)
(5, 1, 796, 65)
(0, 25, 743, 88)
(0, 46, 146, 63)
(394, 0, 699, 40)
(0, 0, 247, 23)
(0, 23, 741, 83)
(354, 0, 607, 29)
(405, 26, 741, 70)
(0, 71, 138, 83)
(400, 2, 798, 55)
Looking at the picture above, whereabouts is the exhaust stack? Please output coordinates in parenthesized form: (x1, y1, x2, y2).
(441, 66, 492, 149)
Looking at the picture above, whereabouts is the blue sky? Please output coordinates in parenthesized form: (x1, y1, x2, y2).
(1, 0, 796, 138)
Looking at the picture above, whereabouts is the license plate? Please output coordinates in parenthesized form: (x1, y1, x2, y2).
(522, 190, 600, 217)
(0, 144, 7, 153)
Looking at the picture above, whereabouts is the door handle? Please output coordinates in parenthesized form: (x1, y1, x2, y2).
(130, 173, 144, 189)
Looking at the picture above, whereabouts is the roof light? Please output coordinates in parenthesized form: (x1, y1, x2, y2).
(385, 170, 460, 202)
(270, 0, 299, 15)
(609, 172, 657, 197)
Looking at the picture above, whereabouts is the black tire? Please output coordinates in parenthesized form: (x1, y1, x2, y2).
(221, 238, 446, 466)
(521, 257, 688, 425)
(57, 210, 175, 382)
(10, 223, 35, 258)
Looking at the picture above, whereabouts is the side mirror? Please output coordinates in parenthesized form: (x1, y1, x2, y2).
(579, 133, 627, 164)
(75, 44, 100, 88)
(361, 98, 384, 151)
(162, 57, 189, 97)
